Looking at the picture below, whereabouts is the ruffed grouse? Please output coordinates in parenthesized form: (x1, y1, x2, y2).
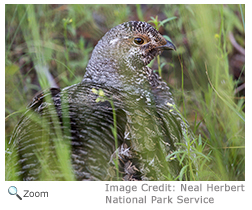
(9, 21, 193, 181)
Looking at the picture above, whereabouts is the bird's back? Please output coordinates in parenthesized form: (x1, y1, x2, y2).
(11, 82, 127, 180)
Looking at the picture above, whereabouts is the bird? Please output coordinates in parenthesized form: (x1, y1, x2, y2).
(9, 21, 194, 181)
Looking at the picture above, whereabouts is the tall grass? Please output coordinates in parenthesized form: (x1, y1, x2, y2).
(5, 4, 245, 181)
(171, 5, 245, 180)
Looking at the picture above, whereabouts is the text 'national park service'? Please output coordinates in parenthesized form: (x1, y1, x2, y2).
(105, 183, 245, 204)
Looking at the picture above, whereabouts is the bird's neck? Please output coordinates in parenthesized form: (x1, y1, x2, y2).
(83, 58, 175, 107)
(83, 57, 152, 93)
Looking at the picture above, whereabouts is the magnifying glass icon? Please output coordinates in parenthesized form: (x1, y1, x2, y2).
(8, 186, 22, 200)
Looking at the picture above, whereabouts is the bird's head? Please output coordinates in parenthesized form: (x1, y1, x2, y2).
(85, 21, 176, 86)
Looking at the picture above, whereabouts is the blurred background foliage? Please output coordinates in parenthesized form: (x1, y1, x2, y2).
(5, 4, 245, 180)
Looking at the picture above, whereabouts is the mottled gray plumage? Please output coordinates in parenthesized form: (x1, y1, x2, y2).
(10, 21, 193, 181)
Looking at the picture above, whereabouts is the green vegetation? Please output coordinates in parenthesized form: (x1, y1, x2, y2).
(92, 88, 120, 180)
(5, 4, 245, 181)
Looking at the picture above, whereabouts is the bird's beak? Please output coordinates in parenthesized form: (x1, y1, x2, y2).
(156, 39, 176, 51)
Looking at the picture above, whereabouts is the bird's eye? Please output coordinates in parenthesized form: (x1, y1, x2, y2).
(134, 37, 144, 45)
